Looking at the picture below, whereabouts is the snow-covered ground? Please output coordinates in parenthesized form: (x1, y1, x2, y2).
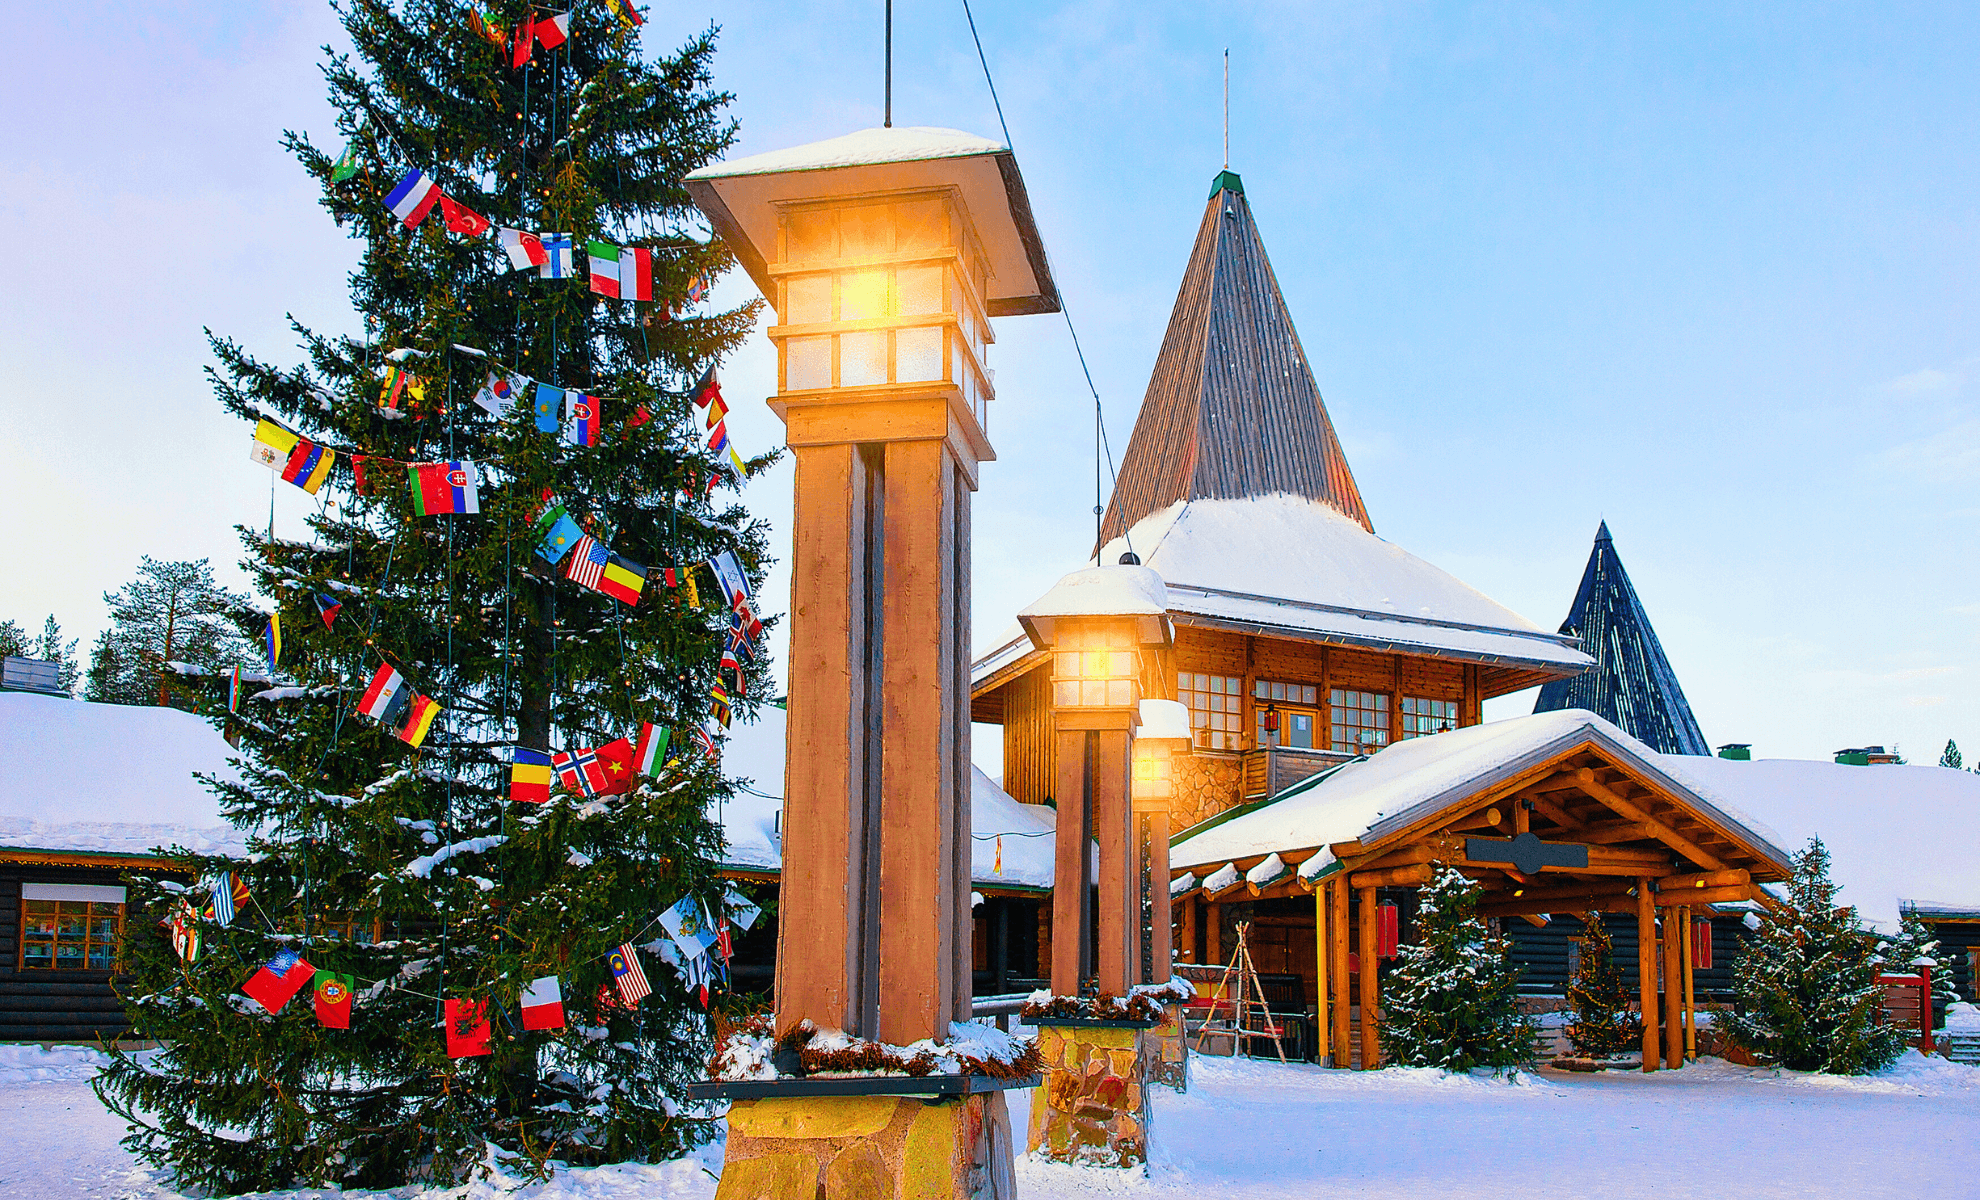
(10, 1044, 1977, 1199)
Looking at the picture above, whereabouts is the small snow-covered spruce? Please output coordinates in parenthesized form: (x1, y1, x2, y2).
(1879, 911, 1958, 1018)
(1718, 837, 1907, 1074)
(1564, 911, 1641, 1059)
(1378, 865, 1535, 1073)
(1940, 739, 1963, 770)
(87, 1, 771, 1193)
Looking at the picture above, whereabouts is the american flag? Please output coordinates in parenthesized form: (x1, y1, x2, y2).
(564, 535, 607, 589)
(608, 942, 651, 1005)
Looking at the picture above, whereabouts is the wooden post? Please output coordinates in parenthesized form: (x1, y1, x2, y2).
(1094, 728, 1136, 994)
(1637, 877, 1659, 1072)
(1680, 906, 1697, 1062)
(1661, 902, 1682, 1069)
(1177, 891, 1198, 964)
(1050, 729, 1091, 994)
(1330, 877, 1350, 1066)
(1358, 884, 1380, 1069)
(1207, 902, 1223, 967)
(1148, 808, 1173, 982)
(1312, 884, 1330, 1066)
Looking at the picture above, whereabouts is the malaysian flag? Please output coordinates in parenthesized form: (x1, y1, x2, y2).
(608, 942, 651, 1005)
(564, 535, 607, 589)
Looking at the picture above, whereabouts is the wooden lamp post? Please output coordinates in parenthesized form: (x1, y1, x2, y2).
(685, 126, 1058, 1200)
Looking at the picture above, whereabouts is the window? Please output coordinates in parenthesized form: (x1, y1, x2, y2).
(21, 900, 123, 971)
(315, 915, 380, 945)
(1179, 673, 1244, 751)
(1253, 680, 1320, 750)
(1401, 696, 1459, 739)
(1330, 688, 1390, 753)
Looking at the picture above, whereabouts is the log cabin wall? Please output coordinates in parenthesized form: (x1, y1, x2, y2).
(998, 667, 1055, 807)
(0, 864, 141, 1043)
(1920, 918, 1979, 1007)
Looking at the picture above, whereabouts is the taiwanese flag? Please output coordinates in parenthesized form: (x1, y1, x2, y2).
(510, 746, 552, 803)
(593, 737, 635, 796)
(520, 976, 566, 1030)
(445, 998, 492, 1058)
(242, 949, 315, 1015)
(314, 971, 354, 1028)
(408, 460, 481, 516)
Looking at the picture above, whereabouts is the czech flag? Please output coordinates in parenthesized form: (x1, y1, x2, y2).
(315, 593, 342, 630)
(510, 746, 552, 803)
(408, 460, 481, 516)
(384, 168, 441, 229)
(242, 949, 315, 1015)
(634, 722, 668, 776)
(445, 998, 492, 1058)
(564, 391, 600, 447)
(281, 440, 334, 494)
(520, 976, 566, 1030)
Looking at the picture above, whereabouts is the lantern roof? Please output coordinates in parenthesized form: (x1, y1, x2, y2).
(1100, 171, 1371, 545)
(1533, 522, 1711, 756)
(1016, 563, 1171, 649)
(683, 126, 1061, 317)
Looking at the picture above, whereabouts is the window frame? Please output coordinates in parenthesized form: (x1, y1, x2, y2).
(1178, 671, 1246, 752)
(1400, 695, 1460, 740)
(1329, 687, 1392, 754)
(19, 898, 126, 972)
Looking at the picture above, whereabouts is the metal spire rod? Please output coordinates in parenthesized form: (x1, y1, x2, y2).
(1223, 49, 1229, 169)
(884, 0, 893, 128)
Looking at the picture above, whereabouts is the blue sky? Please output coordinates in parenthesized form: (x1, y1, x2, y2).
(5, 1, 1978, 768)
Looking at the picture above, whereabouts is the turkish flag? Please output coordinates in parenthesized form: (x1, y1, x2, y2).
(438, 194, 491, 237)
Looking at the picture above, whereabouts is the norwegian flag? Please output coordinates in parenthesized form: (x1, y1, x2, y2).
(552, 745, 609, 797)
(563, 535, 607, 589)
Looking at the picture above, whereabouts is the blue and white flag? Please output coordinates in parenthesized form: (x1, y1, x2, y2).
(658, 894, 718, 961)
(209, 872, 237, 926)
(538, 233, 574, 280)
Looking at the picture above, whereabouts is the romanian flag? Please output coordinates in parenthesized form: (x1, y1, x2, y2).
(597, 552, 646, 606)
(264, 614, 281, 671)
(384, 168, 440, 229)
(564, 391, 601, 447)
(510, 747, 552, 803)
(396, 694, 440, 748)
(408, 460, 480, 516)
(250, 418, 299, 468)
(281, 440, 335, 494)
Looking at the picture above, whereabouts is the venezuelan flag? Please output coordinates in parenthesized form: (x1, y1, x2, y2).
(282, 440, 335, 494)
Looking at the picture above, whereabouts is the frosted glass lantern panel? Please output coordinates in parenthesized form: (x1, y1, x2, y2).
(786, 336, 831, 391)
(787, 210, 834, 263)
(1106, 679, 1136, 707)
(838, 271, 888, 321)
(896, 327, 943, 382)
(840, 331, 888, 387)
(1053, 680, 1079, 707)
(785, 275, 831, 325)
(896, 266, 944, 316)
(1079, 680, 1109, 707)
(841, 206, 892, 258)
(896, 199, 947, 251)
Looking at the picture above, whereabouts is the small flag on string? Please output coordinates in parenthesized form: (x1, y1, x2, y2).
(315, 593, 341, 630)
(533, 382, 563, 433)
(604, 0, 642, 26)
(331, 143, 362, 182)
(564, 391, 601, 447)
(250, 418, 299, 468)
(242, 949, 315, 1015)
(384, 168, 441, 229)
(467, 9, 506, 46)
(634, 722, 668, 776)
(608, 943, 651, 1005)
(206, 870, 248, 926)
(511, 8, 537, 67)
(471, 370, 523, 417)
(586, 241, 654, 301)
(594, 737, 636, 795)
(510, 747, 552, 803)
(228, 666, 242, 714)
(533, 10, 572, 49)
(379, 365, 423, 413)
(684, 273, 708, 304)
(352, 454, 376, 495)
(499, 227, 548, 271)
(707, 550, 751, 610)
(564, 535, 607, 589)
(520, 976, 566, 1030)
(279, 440, 335, 494)
(408, 460, 481, 516)
(995, 835, 1003, 875)
(314, 971, 354, 1028)
(596, 553, 646, 606)
(538, 233, 574, 279)
(725, 887, 762, 931)
(701, 383, 729, 431)
(690, 364, 721, 417)
(263, 614, 281, 671)
(397, 694, 440, 748)
(709, 681, 732, 728)
(533, 503, 582, 564)
(659, 895, 718, 960)
(628, 403, 653, 429)
(358, 661, 407, 724)
(708, 423, 748, 478)
(169, 902, 201, 963)
(438, 193, 491, 237)
(681, 567, 701, 609)
(445, 998, 493, 1057)
(553, 745, 608, 797)
(692, 722, 717, 759)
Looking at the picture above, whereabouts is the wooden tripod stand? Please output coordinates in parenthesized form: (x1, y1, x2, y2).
(1191, 920, 1287, 1063)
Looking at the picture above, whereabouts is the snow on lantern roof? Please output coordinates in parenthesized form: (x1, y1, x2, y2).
(684, 126, 1060, 318)
(1097, 494, 1591, 673)
(0, 692, 247, 859)
(1017, 563, 1170, 649)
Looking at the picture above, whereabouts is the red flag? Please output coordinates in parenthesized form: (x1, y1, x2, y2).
(628, 404, 653, 429)
(445, 998, 492, 1057)
(314, 971, 354, 1028)
(241, 950, 315, 1015)
(438, 194, 491, 237)
(512, 9, 536, 67)
(594, 737, 636, 795)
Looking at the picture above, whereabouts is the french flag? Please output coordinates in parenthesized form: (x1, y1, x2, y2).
(520, 976, 566, 1030)
(385, 169, 441, 229)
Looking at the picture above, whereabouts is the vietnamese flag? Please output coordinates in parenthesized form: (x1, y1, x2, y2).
(520, 976, 566, 1031)
(242, 949, 315, 1015)
(445, 998, 492, 1058)
(314, 971, 354, 1028)
(593, 737, 636, 796)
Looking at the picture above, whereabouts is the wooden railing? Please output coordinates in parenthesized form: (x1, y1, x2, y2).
(1240, 745, 1356, 799)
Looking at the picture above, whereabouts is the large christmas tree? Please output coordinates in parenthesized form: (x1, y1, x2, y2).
(91, 0, 770, 1191)
(1378, 866, 1536, 1073)
(1562, 911, 1641, 1059)
(1718, 837, 1907, 1074)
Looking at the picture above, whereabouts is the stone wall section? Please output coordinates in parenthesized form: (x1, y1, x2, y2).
(1171, 754, 1242, 834)
(1026, 1024, 1154, 1168)
(718, 1091, 1015, 1199)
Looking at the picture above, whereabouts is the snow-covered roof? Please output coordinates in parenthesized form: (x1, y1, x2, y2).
(0, 693, 246, 859)
(686, 127, 1009, 179)
(1095, 495, 1590, 672)
(713, 705, 1055, 889)
(1170, 709, 1792, 876)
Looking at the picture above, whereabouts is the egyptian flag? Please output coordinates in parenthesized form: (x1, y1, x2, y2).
(438, 193, 491, 237)
(564, 391, 600, 447)
(408, 460, 481, 516)
(358, 662, 408, 727)
(315, 593, 342, 630)
(593, 737, 635, 796)
(314, 971, 354, 1028)
(242, 949, 315, 1015)
(520, 976, 565, 1030)
(633, 722, 668, 776)
(281, 440, 334, 494)
(510, 746, 552, 803)
(384, 168, 441, 229)
(445, 998, 492, 1058)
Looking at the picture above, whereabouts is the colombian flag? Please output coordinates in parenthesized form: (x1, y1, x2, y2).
(281, 440, 335, 494)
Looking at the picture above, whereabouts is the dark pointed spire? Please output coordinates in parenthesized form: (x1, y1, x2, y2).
(1535, 524, 1710, 755)
(1100, 172, 1371, 545)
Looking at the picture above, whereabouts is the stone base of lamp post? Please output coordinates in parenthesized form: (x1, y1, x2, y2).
(1026, 1020, 1161, 1167)
(716, 1090, 1017, 1200)
(1148, 1002, 1189, 1092)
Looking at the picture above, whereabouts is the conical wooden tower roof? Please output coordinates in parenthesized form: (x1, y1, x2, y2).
(1534, 523, 1710, 756)
(1100, 171, 1371, 546)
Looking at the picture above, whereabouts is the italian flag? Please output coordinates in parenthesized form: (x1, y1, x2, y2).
(586, 240, 654, 302)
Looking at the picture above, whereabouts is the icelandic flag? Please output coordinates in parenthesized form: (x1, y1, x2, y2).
(385, 168, 441, 229)
(499, 228, 547, 271)
(564, 391, 600, 446)
(538, 233, 574, 279)
(241, 949, 315, 1015)
(633, 722, 668, 776)
(534, 382, 564, 433)
(520, 976, 566, 1030)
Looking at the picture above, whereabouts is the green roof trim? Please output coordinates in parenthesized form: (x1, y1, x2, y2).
(1208, 169, 1244, 199)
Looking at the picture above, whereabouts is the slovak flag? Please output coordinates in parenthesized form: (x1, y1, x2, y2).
(520, 976, 566, 1030)
(499, 228, 548, 272)
(564, 391, 600, 446)
(385, 168, 441, 229)
(408, 460, 481, 516)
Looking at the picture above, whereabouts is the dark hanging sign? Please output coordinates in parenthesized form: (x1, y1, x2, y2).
(1464, 832, 1589, 875)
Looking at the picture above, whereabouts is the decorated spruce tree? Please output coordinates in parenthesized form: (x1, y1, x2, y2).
(1379, 866, 1535, 1072)
(1880, 911, 1958, 1023)
(91, 0, 772, 1191)
(1562, 911, 1641, 1059)
(1719, 837, 1906, 1073)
